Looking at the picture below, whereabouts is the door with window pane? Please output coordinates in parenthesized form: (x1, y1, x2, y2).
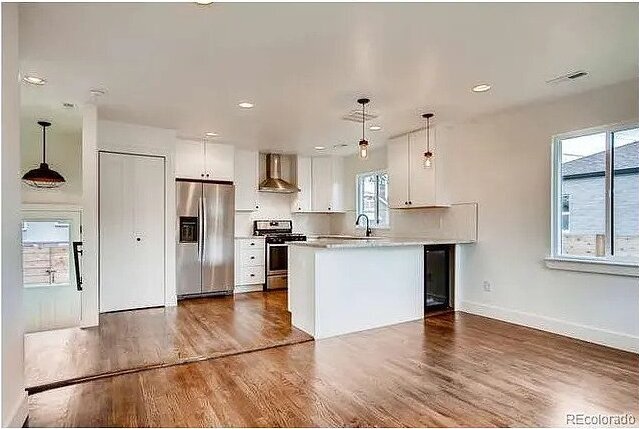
(22, 210, 82, 333)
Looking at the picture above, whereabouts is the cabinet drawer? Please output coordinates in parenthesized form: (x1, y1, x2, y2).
(238, 266, 265, 285)
(239, 248, 264, 266)
(239, 238, 265, 250)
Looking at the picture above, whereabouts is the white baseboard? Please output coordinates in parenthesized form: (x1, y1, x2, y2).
(459, 300, 639, 354)
(234, 284, 264, 294)
(4, 391, 28, 428)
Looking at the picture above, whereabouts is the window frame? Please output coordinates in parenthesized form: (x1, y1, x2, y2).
(355, 169, 389, 229)
(550, 121, 639, 267)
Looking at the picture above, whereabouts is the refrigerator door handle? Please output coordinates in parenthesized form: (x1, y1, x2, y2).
(198, 197, 203, 261)
(201, 197, 207, 261)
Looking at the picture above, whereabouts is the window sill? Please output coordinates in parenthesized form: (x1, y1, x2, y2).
(544, 256, 639, 277)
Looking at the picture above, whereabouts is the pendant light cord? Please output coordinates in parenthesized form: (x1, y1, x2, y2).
(362, 103, 365, 140)
(426, 116, 430, 153)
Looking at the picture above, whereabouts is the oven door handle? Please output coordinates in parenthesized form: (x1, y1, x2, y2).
(267, 243, 289, 247)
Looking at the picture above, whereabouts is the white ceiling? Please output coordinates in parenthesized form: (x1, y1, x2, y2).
(18, 2, 639, 154)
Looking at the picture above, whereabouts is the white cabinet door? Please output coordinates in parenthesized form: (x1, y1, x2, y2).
(292, 156, 312, 212)
(205, 143, 235, 181)
(99, 152, 165, 312)
(409, 129, 437, 207)
(234, 149, 259, 211)
(175, 140, 204, 180)
(311, 157, 333, 212)
(387, 135, 410, 208)
(330, 156, 344, 212)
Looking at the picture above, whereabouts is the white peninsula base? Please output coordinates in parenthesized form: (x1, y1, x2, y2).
(288, 244, 425, 339)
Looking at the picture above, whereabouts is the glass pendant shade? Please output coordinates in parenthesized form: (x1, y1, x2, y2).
(22, 121, 66, 189)
(423, 151, 433, 168)
(359, 139, 369, 159)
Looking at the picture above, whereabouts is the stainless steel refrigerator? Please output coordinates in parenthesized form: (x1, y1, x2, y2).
(176, 180, 234, 297)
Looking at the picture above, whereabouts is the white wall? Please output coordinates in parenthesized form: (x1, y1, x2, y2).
(96, 120, 178, 308)
(2, 3, 28, 427)
(21, 122, 82, 205)
(440, 80, 638, 352)
(235, 192, 332, 237)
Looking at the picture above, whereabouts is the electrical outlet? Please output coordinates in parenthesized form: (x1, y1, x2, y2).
(482, 281, 491, 292)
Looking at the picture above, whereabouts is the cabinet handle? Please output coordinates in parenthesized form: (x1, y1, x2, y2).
(136, 237, 141, 242)
(404, 201, 408, 205)
(250, 274, 255, 277)
(201, 174, 204, 178)
(205, 173, 210, 178)
(256, 205, 259, 209)
(409, 201, 412, 205)
(298, 207, 301, 211)
(250, 256, 255, 260)
(250, 242, 255, 246)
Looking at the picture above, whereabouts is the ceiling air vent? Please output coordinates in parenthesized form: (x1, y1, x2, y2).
(341, 108, 378, 123)
(546, 70, 589, 84)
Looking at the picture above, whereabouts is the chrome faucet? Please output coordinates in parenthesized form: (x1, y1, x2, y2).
(355, 214, 372, 237)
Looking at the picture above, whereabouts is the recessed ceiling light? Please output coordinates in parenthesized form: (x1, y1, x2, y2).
(205, 132, 219, 137)
(472, 84, 491, 93)
(22, 75, 46, 86)
(369, 125, 382, 131)
(314, 146, 326, 151)
(194, 0, 214, 4)
(62, 102, 76, 109)
(333, 144, 348, 149)
(238, 102, 254, 109)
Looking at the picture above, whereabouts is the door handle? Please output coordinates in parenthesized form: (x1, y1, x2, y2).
(72, 241, 83, 291)
(201, 197, 207, 259)
(197, 197, 203, 261)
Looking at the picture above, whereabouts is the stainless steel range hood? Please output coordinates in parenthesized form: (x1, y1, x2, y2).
(259, 153, 299, 193)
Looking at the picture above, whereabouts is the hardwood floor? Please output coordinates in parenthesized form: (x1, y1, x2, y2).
(25, 290, 312, 393)
(28, 312, 639, 427)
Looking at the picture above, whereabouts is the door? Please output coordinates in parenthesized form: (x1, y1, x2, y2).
(99, 152, 165, 312)
(425, 245, 451, 312)
(234, 149, 259, 211)
(205, 142, 235, 181)
(387, 135, 410, 208)
(176, 181, 203, 296)
(175, 140, 205, 180)
(292, 156, 312, 212)
(201, 183, 235, 293)
(21, 209, 82, 332)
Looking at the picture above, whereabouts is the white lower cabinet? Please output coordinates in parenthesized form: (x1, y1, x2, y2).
(234, 237, 265, 292)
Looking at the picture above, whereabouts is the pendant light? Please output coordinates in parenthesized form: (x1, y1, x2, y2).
(22, 121, 66, 188)
(357, 98, 370, 159)
(422, 113, 434, 169)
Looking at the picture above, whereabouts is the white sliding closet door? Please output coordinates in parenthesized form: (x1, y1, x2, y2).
(99, 152, 165, 312)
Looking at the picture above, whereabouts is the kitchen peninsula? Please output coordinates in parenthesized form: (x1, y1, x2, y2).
(288, 238, 474, 339)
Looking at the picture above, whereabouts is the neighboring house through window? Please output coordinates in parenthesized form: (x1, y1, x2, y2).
(356, 171, 389, 228)
(552, 124, 639, 263)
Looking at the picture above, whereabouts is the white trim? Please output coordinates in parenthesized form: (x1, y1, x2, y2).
(234, 284, 263, 294)
(544, 256, 639, 277)
(459, 300, 639, 353)
(4, 391, 28, 428)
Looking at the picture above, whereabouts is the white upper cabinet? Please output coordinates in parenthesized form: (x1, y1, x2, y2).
(175, 140, 205, 180)
(387, 135, 410, 208)
(204, 142, 234, 181)
(234, 149, 259, 211)
(293, 155, 344, 213)
(387, 129, 447, 208)
(292, 156, 312, 212)
(175, 140, 235, 181)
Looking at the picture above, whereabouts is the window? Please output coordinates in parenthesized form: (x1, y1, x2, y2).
(552, 124, 639, 264)
(356, 171, 389, 228)
(22, 220, 71, 286)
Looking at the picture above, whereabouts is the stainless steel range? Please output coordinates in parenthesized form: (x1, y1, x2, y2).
(253, 220, 306, 290)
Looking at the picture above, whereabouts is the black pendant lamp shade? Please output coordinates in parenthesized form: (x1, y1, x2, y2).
(22, 121, 66, 188)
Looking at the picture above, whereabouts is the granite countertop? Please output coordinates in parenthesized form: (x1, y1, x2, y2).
(290, 237, 475, 249)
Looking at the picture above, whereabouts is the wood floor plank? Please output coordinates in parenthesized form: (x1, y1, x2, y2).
(28, 312, 639, 427)
(25, 291, 312, 392)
